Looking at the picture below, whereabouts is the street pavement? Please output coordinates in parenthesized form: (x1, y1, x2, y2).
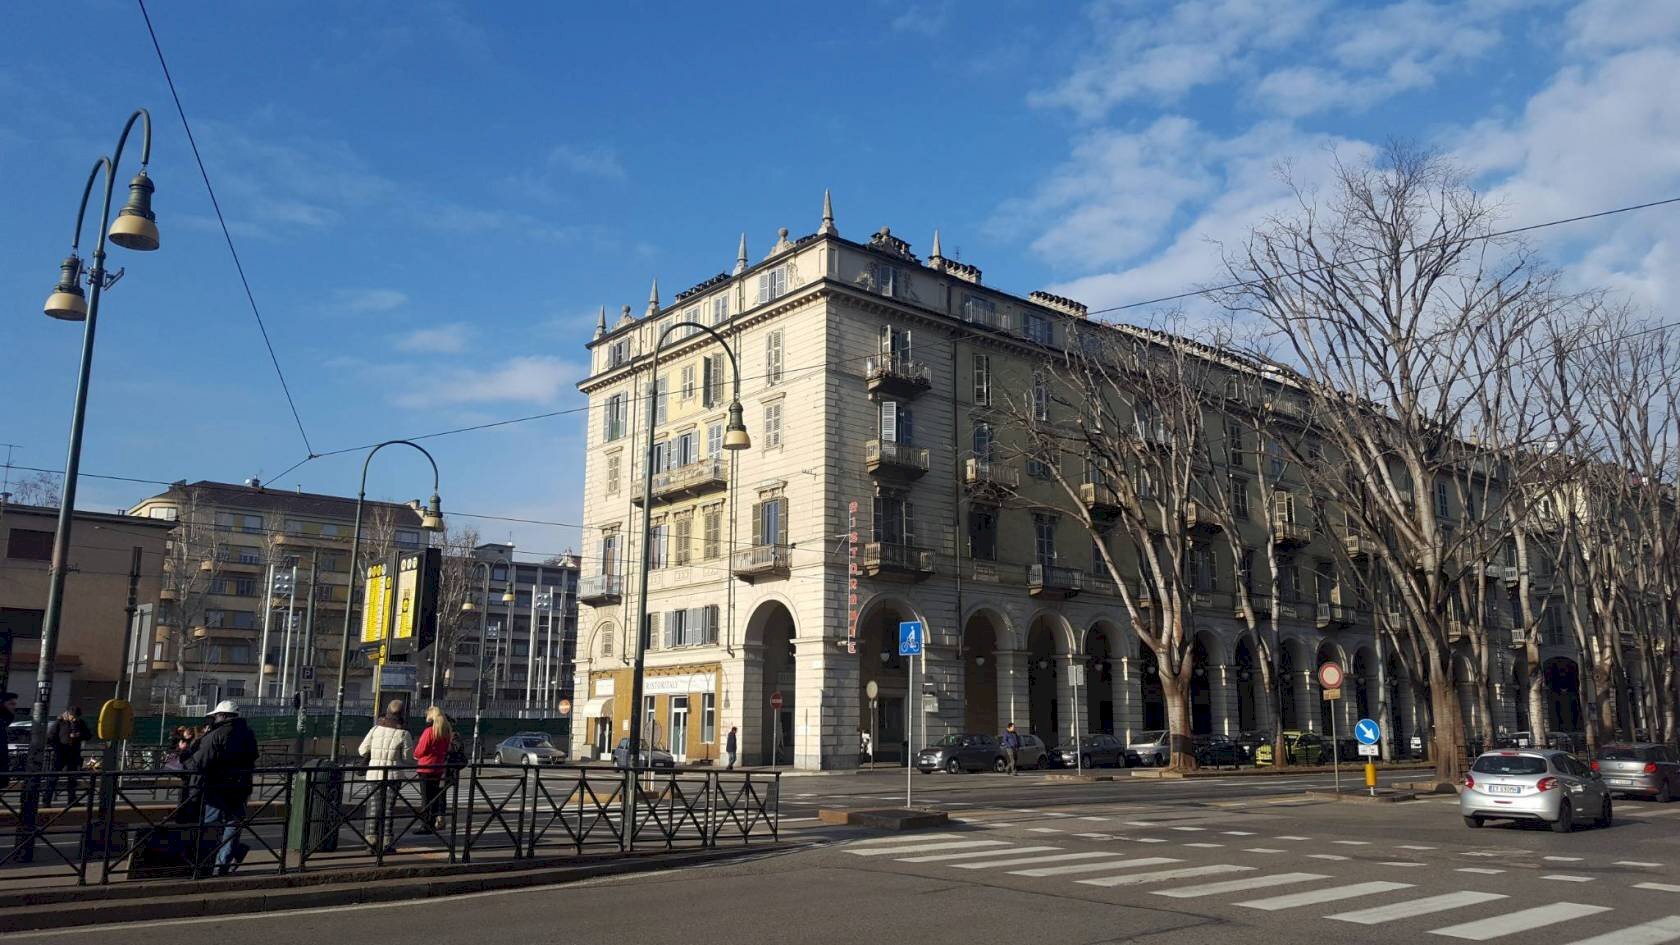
(16, 768, 1680, 945)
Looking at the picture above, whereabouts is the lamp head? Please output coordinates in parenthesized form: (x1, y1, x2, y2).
(723, 400, 751, 450)
(107, 171, 160, 251)
(420, 492, 443, 531)
(461, 600, 477, 613)
(44, 255, 88, 321)
(501, 588, 515, 603)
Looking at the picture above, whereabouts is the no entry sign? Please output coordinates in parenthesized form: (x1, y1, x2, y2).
(1317, 661, 1345, 690)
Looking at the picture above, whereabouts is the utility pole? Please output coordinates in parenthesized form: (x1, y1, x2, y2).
(294, 547, 318, 759)
(256, 559, 276, 704)
(278, 564, 299, 707)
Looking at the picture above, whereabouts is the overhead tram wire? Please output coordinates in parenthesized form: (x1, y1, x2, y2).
(136, 0, 315, 457)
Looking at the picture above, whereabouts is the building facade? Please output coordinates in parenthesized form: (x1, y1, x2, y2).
(453, 544, 579, 713)
(572, 199, 1607, 769)
(0, 501, 173, 712)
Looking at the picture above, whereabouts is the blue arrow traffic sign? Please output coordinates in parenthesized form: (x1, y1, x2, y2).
(898, 620, 924, 656)
(1354, 718, 1381, 745)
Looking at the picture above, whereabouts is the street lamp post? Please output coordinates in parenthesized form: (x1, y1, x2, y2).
(30, 108, 161, 778)
(328, 440, 443, 760)
(627, 321, 749, 848)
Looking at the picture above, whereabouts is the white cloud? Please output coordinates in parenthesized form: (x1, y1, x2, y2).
(891, 1, 952, 35)
(1563, 0, 1680, 52)
(332, 288, 409, 314)
(547, 144, 626, 181)
(391, 356, 582, 408)
(395, 323, 471, 354)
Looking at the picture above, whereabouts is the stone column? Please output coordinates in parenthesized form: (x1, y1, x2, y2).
(800, 642, 859, 770)
(996, 649, 1031, 735)
(1113, 653, 1145, 744)
(1208, 665, 1239, 737)
(1297, 669, 1320, 733)
(1062, 654, 1090, 742)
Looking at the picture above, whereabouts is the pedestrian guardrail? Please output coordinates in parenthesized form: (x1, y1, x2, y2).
(0, 762, 779, 886)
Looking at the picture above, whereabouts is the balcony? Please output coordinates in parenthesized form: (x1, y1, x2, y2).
(1316, 603, 1354, 629)
(1275, 601, 1309, 621)
(864, 354, 932, 398)
(578, 574, 623, 605)
(861, 541, 934, 582)
(1183, 500, 1222, 533)
(732, 544, 791, 582)
(1081, 480, 1123, 519)
(1343, 531, 1377, 559)
(1084, 571, 1118, 597)
(1271, 514, 1311, 547)
(866, 440, 930, 481)
(634, 457, 728, 504)
(1028, 563, 1082, 600)
(1234, 594, 1272, 619)
(964, 457, 1019, 499)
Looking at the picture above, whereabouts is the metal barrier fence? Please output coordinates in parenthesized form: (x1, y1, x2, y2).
(0, 763, 779, 886)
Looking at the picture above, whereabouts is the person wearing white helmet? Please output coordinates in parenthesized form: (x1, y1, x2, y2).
(184, 699, 258, 875)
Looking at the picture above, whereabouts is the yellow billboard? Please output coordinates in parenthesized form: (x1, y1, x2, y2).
(393, 553, 419, 639)
(360, 562, 392, 646)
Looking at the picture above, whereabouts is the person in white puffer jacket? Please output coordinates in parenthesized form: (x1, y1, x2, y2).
(358, 699, 414, 853)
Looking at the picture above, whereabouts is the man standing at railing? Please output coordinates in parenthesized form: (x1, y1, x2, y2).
(185, 700, 257, 876)
(725, 726, 738, 771)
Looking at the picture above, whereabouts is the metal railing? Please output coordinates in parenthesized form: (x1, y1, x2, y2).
(861, 541, 933, 574)
(579, 574, 624, 601)
(0, 763, 779, 887)
(863, 354, 932, 388)
(651, 457, 728, 498)
(1027, 563, 1081, 593)
(865, 440, 930, 474)
(731, 544, 791, 576)
(964, 457, 1019, 490)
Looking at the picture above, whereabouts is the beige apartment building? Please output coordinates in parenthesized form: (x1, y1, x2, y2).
(0, 502, 173, 712)
(573, 198, 1585, 769)
(128, 480, 426, 710)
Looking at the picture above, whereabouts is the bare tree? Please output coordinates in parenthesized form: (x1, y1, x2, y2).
(429, 522, 481, 701)
(6, 471, 63, 507)
(157, 490, 223, 705)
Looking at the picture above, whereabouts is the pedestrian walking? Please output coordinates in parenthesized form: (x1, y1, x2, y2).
(413, 706, 452, 834)
(860, 729, 873, 764)
(1002, 723, 1022, 776)
(0, 692, 16, 788)
(358, 699, 414, 854)
(184, 700, 258, 875)
(725, 726, 738, 771)
(43, 706, 91, 806)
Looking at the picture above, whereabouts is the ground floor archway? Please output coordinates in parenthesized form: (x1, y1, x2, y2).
(1545, 657, 1583, 733)
(961, 612, 1002, 738)
(745, 600, 796, 766)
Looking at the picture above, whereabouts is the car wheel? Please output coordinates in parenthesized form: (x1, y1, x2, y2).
(1658, 783, 1672, 804)
(993, 757, 1008, 773)
(1552, 800, 1574, 833)
(1600, 797, 1613, 827)
(524, 754, 537, 766)
(1463, 815, 1483, 829)
(946, 758, 962, 775)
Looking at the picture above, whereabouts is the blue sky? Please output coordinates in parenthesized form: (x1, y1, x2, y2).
(4, 1, 1678, 558)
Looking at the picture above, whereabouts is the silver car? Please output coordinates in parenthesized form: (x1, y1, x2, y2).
(1593, 743, 1680, 802)
(496, 734, 566, 765)
(1461, 749, 1611, 832)
(1127, 730, 1170, 767)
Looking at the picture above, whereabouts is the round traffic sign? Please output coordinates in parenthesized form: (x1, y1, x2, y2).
(1317, 661, 1345, 690)
(558, 698, 572, 717)
(770, 690, 784, 711)
(1354, 718, 1381, 745)
(866, 680, 879, 700)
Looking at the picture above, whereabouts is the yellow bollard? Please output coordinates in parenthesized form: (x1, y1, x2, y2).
(1365, 761, 1378, 793)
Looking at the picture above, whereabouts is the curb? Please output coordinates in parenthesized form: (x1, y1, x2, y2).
(0, 843, 798, 933)
(1305, 789, 1418, 803)
(818, 808, 948, 830)
(1128, 763, 1435, 779)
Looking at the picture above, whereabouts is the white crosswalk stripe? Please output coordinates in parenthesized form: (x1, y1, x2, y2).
(1079, 863, 1253, 888)
(1011, 857, 1179, 877)
(1627, 807, 1680, 818)
(953, 851, 1124, 870)
(1635, 884, 1680, 893)
(1236, 880, 1413, 911)
(846, 839, 1007, 857)
(1559, 916, 1680, 945)
(1327, 891, 1508, 925)
(1152, 872, 1327, 899)
(897, 845, 1060, 863)
(1430, 903, 1612, 940)
(848, 833, 960, 846)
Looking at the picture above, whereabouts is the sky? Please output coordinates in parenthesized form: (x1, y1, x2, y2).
(3, 0, 1678, 561)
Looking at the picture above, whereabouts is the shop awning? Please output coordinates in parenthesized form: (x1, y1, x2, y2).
(581, 696, 612, 717)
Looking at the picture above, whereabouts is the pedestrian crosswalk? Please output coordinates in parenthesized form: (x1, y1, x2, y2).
(840, 835, 1680, 944)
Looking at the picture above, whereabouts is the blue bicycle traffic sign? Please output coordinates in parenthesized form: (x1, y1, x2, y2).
(1354, 718, 1382, 745)
(898, 620, 924, 656)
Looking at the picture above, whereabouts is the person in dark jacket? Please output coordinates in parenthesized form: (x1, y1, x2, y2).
(185, 700, 259, 875)
(43, 706, 91, 806)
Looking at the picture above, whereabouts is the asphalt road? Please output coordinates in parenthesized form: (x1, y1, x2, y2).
(18, 768, 1680, 945)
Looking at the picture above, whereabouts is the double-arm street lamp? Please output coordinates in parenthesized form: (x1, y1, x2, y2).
(626, 322, 748, 844)
(462, 559, 515, 759)
(30, 108, 161, 771)
(329, 440, 443, 759)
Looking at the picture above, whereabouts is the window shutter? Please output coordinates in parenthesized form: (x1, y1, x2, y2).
(903, 499, 916, 546)
(879, 324, 892, 354)
(880, 400, 898, 443)
(665, 611, 678, 649)
(705, 605, 719, 644)
(701, 358, 715, 407)
(751, 501, 764, 547)
(757, 275, 769, 305)
(899, 406, 913, 446)
(902, 328, 912, 361)
(775, 496, 789, 545)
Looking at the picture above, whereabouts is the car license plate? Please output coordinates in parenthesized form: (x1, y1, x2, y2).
(1608, 778, 1633, 786)
(1487, 784, 1521, 794)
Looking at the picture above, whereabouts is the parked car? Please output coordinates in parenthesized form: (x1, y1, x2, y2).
(1127, 730, 1171, 766)
(1462, 749, 1611, 832)
(1233, 730, 1270, 762)
(496, 733, 566, 766)
(611, 738, 675, 769)
(1254, 731, 1330, 766)
(1193, 734, 1246, 768)
(916, 733, 1004, 774)
(1011, 733, 1051, 770)
(1054, 734, 1131, 768)
(1592, 743, 1680, 802)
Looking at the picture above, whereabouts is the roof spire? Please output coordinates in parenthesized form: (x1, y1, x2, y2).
(594, 304, 607, 338)
(645, 278, 660, 318)
(734, 233, 748, 275)
(819, 188, 837, 236)
(928, 228, 946, 272)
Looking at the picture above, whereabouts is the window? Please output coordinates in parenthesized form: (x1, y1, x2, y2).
(649, 523, 668, 569)
(608, 338, 630, 369)
(962, 294, 998, 327)
(1239, 549, 1256, 594)
(673, 513, 693, 566)
(702, 692, 717, 743)
(703, 507, 722, 559)
(702, 354, 724, 406)
(706, 423, 723, 458)
(675, 431, 698, 467)
(605, 393, 628, 441)
(235, 545, 263, 565)
(765, 331, 784, 385)
(968, 508, 997, 561)
(1231, 476, 1250, 519)
(601, 531, 619, 575)
(651, 439, 670, 474)
(757, 266, 788, 304)
(1090, 539, 1106, 574)
(1032, 372, 1049, 421)
(763, 403, 783, 449)
(1022, 311, 1052, 345)
(879, 324, 912, 362)
(1026, 451, 1052, 480)
(654, 375, 669, 425)
(973, 354, 991, 406)
(1435, 480, 1451, 519)
(148, 506, 179, 521)
(710, 294, 730, 325)
(230, 576, 258, 597)
(868, 262, 901, 297)
(395, 529, 421, 548)
(681, 364, 696, 401)
(6, 529, 53, 561)
(971, 421, 994, 461)
(1277, 554, 1300, 602)
(753, 494, 788, 548)
(1266, 440, 1286, 479)
(682, 308, 701, 338)
(873, 491, 911, 545)
(879, 400, 912, 445)
(1226, 419, 1246, 459)
(1033, 514, 1057, 566)
(606, 454, 621, 495)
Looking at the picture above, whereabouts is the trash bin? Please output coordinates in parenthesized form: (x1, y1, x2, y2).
(287, 759, 344, 854)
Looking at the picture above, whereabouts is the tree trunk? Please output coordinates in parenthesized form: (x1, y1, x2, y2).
(1428, 647, 1466, 783)
(1525, 662, 1550, 746)
(1664, 655, 1679, 747)
(1257, 653, 1288, 770)
(1158, 667, 1198, 771)
(1475, 644, 1497, 746)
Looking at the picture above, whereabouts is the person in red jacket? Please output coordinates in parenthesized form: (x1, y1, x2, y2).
(414, 706, 453, 833)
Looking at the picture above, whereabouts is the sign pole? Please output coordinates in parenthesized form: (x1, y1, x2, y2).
(1330, 695, 1340, 793)
(906, 649, 913, 807)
